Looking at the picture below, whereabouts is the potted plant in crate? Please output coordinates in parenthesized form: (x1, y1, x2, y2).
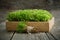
(6, 9, 54, 32)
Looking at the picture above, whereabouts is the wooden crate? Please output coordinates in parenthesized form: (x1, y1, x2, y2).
(6, 17, 54, 32)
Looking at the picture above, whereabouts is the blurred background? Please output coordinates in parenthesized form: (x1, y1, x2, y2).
(0, 0, 60, 10)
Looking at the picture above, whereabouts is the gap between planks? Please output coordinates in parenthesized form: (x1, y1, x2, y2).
(10, 32, 15, 40)
(45, 32, 58, 40)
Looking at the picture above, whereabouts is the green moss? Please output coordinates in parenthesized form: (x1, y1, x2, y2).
(17, 22, 27, 33)
(7, 9, 53, 21)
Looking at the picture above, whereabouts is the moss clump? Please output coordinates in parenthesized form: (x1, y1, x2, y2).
(7, 9, 52, 21)
(17, 22, 27, 33)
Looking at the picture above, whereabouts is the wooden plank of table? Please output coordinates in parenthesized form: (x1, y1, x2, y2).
(0, 22, 14, 40)
(50, 26, 60, 40)
(46, 33, 56, 40)
(34, 33, 40, 40)
(12, 33, 36, 40)
(37, 33, 49, 40)
(50, 18, 60, 40)
(12, 32, 50, 40)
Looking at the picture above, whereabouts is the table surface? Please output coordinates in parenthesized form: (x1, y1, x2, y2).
(0, 10, 60, 40)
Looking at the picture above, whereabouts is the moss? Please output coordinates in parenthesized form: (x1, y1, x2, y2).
(17, 22, 27, 33)
(7, 9, 52, 21)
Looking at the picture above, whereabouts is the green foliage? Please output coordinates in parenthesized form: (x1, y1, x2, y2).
(7, 9, 53, 21)
(17, 22, 27, 33)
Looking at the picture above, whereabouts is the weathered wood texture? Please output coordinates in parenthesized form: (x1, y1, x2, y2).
(50, 10, 60, 40)
(0, 22, 14, 40)
(12, 33, 56, 40)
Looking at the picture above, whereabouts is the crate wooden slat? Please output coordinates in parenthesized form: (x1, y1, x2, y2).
(6, 17, 54, 32)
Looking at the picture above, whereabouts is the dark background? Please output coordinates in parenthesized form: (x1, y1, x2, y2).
(0, 0, 60, 10)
